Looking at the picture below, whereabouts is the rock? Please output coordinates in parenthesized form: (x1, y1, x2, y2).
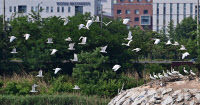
(172, 89, 182, 98)
(161, 96, 173, 105)
(162, 88, 173, 95)
(184, 92, 192, 101)
(176, 93, 184, 103)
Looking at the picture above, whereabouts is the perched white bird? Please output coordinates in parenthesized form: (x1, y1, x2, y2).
(158, 73, 164, 79)
(183, 67, 189, 74)
(102, 21, 112, 26)
(166, 40, 172, 45)
(172, 41, 179, 46)
(179, 45, 186, 50)
(112, 65, 121, 71)
(85, 20, 93, 29)
(53, 68, 62, 74)
(10, 48, 18, 54)
(71, 53, 78, 62)
(167, 70, 173, 76)
(36, 70, 44, 77)
(123, 19, 130, 24)
(153, 72, 159, 79)
(24, 34, 30, 40)
(177, 71, 184, 77)
(132, 48, 141, 52)
(124, 31, 132, 40)
(78, 36, 87, 44)
(50, 49, 58, 55)
(190, 70, 196, 76)
(163, 70, 169, 78)
(30, 84, 38, 93)
(65, 37, 72, 41)
(68, 43, 75, 50)
(9, 36, 16, 42)
(150, 74, 156, 80)
(182, 52, 190, 59)
(154, 38, 160, 45)
(47, 38, 53, 43)
(172, 69, 179, 74)
(73, 85, 80, 90)
(100, 45, 107, 53)
(122, 40, 132, 46)
(78, 24, 85, 30)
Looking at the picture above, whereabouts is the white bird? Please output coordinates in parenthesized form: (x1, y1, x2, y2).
(65, 37, 72, 41)
(71, 53, 78, 62)
(166, 40, 172, 45)
(132, 48, 141, 52)
(124, 31, 132, 40)
(36, 70, 44, 77)
(68, 43, 75, 50)
(150, 74, 156, 80)
(24, 34, 30, 40)
(78, 36, 87, 44)
(102, 21, 112, 26)
(123, 19, 130, 24)
(94, 16, 100, 22)
(172, 41, 179, 46)
(179, 45, 186, 50)
(78, 24, 85, 30)
(73, 85, 80, 90)
(50, 49, 58, 55)
(10, 48, 18, 54)
(85, 20, 93, 29)
(182, 52, 190, 59)
(100, 45, 107, 53)
(177, 71, 184, 77)
(53, 68, 62, 74)
(122, 40, 132, 46)
(163, 70, 169, 78)
(190, 70, 196, 76)
(9, 36, 16, 42)
(63, 18, 70, 25)
(167, 70, 173, 76)
(158, 73, 164, 79)
(30, 84, 38, 93)
(154, 38, 160, 45)
(47, 38, 53, 43)
(112, 65, 121, 71)
(183, 67, 189, 74)
(172, 69, 179, 74)
(153, 72, 159, 79)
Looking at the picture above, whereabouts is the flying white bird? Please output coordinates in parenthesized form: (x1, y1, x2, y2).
(73, 85, 80, 90)
(24, 34, 30, 40)
(190, 70, 196, 76)
(36, 70, 44, 77)
(112, 65, 121, 71)
(183, 67, 189, 74)
(63, 18, 70, 25)
(166, 40, 172, 45)
(182, 52, 190, 59)
(78, 24, 85, 30)
(125, 31, 132, 40)
(179, 45, 186, 50)
(50, 49, 58, 55)
(68, 43, 75, 50)
(30, 84, 38, 93)
(153, 72, 159, 79)
(172, 41, 179, 46)
(53, 68, 62, 74)
(122, 40, 132, 46)
(10, 48, 18, 54)
(102, 21, 112, 26)
(150, 74, 156, 80)
(85, 20, 93, 29)
(71, 53, 78, 62)
(65, 37, 72, 41)
(123, 19, 130, 24)
(94, 16, 100, 22)
(78, 36, 87, 44)
(154, 38, 160, 45)
(9, 36, 16, 42)
(100, 45, 107, 53)
(47, 38, 53, 43)
(132, 48, 141, 52)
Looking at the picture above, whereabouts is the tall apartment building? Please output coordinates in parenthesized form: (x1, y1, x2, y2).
(114, 0, 153, 29)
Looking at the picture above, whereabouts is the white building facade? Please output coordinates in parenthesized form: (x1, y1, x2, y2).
(153, 0, 198, 33)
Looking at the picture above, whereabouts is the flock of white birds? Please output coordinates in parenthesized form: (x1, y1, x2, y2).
(8, 16, 191, 93)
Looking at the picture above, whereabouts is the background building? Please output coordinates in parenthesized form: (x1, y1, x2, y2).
(100, 0, 114, 17)
(114, 0, 152, 29)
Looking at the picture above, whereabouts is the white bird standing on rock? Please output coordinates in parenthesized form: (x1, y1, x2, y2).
(9, 36, 16, 42)
(123, 19, 130, 24)
(167, 70, 173, 76)
(158, 73, 164, 79)
(122, 40, 132, 46)
(153, 72, 159, 79)
(183, 67, 189, 74)
(190, 70, 196, 76)
(172, 69, 179, 74)
(163, 70, 169, 78)
(150, 74, 156, 80)
(154, 39, 160, 45)
(53, 68, 62, 74)
(179, 45, 186, 50)
(177, 71, 184, 77)
(132, 48, 141, 52)
(24, 34, 30, 40)
(112, 65, 121, 71)
(100, 45, 107, 53)
(50, 49, 58, 55)
(124, 31, 132, 40)
(182, 52, 190, 59)
(78, 36, 87, 44)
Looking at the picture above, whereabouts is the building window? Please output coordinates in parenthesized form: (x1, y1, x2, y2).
(9, 6, 12, 12)
(35, 6, 38, 12)
(177, 3, 179, 24)
(117, 10, 121, 14)
(7, 18, 10, 22)
(57, 7, 60, 12)
(68, 7, 71, 12)
(120, 0, 124, 2)
(184, 3, 186, 18)
(157, 26, 159, 32)
(129, 0, 133, 2)
(117, 17, 122, 21)
(156, 15, 159, 25)
(170, 3, 172, 20)
(46, 7, 49, 13)
(18, 5, 27, 13)
(31, 6, 34, 11)
(126, 10, 130, 14)
(137, 0, 142, 2)
(14, 6, 16, 12)
(127, 25, 130, 29)
(62, 7, 64, 12)
(146, 0, 150, 2)
(51, 7, 53, 12)
(157, 3, 159, 14)
(190, 3, 193, 16)
(170, 15, 172, 21)
(114, 0, 117, 4)
(40, 7, 42, 12)
(75, 6, 83, 15)
(134, 25, 139, 28)
(163, 26, 166, 33)
(177, 15, 179, 24)
(144, 10, 148, 14)
(135, 17, 139, 22)
(135, 10, 139, 14)
(141, 15, 151, 25)
(163, 3, 166, 15)
(126, 17, 130, 20)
